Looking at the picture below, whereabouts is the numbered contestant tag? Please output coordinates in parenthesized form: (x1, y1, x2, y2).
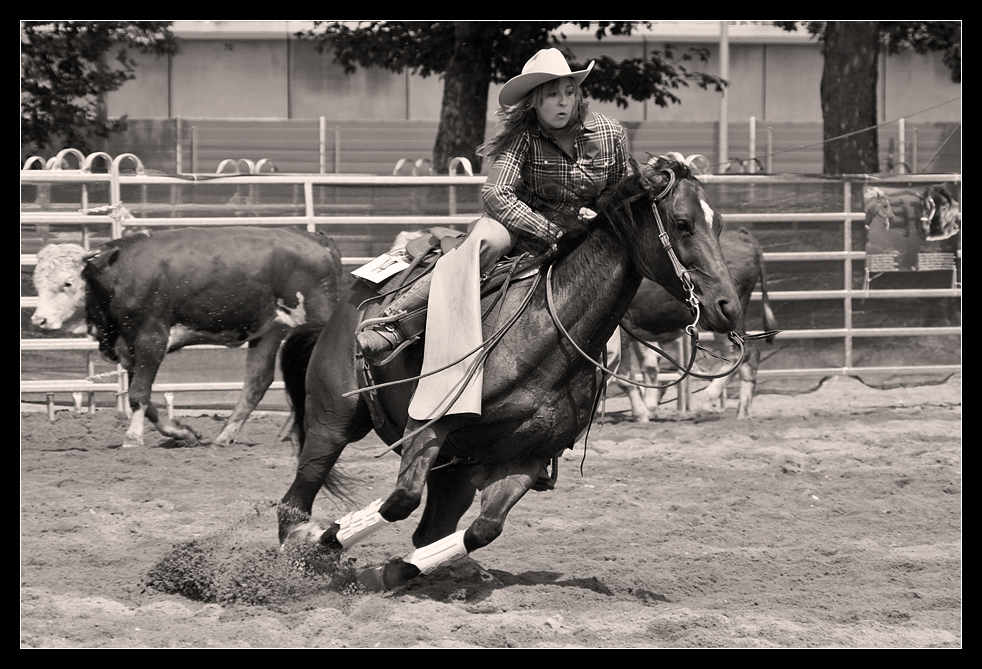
(351, 253, 410, 284)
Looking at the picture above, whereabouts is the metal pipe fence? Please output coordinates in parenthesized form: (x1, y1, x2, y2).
(21, 153, 961, 414)
(76, 116, 962, 177)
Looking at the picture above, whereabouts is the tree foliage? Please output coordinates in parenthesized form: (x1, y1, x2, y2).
(299, 21, 726, 172)
(775, 21, 960, 82)
(21, 21, 178, 154)
(775, 21, 960, 174)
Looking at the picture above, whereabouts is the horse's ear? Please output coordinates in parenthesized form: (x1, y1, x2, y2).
(638, 160, 671, 194)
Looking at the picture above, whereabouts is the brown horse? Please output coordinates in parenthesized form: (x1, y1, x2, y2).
(276, 156, 742, 590)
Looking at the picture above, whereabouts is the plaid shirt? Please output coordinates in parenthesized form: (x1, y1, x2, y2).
(482, 112, 629, 244)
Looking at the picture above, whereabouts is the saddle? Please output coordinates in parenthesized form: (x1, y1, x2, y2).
(356, 227, 542, 344)
(353, 227, 543, 440)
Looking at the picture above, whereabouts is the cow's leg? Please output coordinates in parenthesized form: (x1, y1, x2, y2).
(623, 383, 651, 423)
(213, 326, 287, 446)
(356, 456, 543, 591)
(736, 344, 760, 420)
(122, 329, 199, 448)
(703, 333, 752, 416)
(142, 403, 201, 446)
(123, 402, 148, 448)
(703, 376, 728, 413)
(618, 339, 651, 422)
(638, 345, 664, 418)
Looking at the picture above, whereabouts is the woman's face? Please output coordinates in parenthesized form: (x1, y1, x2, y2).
(534, 77, 577, 131)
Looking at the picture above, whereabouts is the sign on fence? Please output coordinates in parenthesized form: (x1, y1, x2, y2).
(863, 184, 961, 273)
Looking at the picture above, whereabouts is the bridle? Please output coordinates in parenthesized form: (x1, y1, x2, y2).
(545, 164, 761, 392)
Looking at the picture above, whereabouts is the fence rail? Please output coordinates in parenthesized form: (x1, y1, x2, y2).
(21, 158, 961, 413)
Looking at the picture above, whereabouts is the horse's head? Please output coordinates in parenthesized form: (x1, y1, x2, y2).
(599, 156, 741, 334)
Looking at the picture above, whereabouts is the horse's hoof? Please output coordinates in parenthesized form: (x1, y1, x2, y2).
(357, 560, 421, 592)
(285, 520, 327, 545)
(179, 426, 202, 446)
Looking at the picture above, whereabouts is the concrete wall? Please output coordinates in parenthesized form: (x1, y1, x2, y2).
(105, 21, 960, 126)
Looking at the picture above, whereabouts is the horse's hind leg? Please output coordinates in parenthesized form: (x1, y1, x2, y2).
(278, 384, 371, 544)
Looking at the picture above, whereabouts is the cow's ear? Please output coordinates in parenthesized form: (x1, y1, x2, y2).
(85, 247, 120, 272)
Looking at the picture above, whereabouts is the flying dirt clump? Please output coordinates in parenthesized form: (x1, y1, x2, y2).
(143, 501, 360, 606)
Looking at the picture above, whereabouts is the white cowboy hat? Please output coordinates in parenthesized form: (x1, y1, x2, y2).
(498, 48, 595, 107)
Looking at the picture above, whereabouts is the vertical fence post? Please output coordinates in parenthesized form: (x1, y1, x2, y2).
(319, 116, 326, 175)
(304, 180, 315, 233)
(718, 22, 729, 169)
(843, 179, 853, 371)
(176, 118, 183, 173)
(766, 126, 774, 173)
(912, 127, 918, 173)
(191, 126, 198, 174)
(898, 118, 906, 173)
(335, 126, 341, 174)
(749, 116, 757, 173)
(678, 336, 690, 413)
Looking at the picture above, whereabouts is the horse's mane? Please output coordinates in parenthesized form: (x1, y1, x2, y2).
(534, 155, 692, 267)
(593, 155, 691, 251)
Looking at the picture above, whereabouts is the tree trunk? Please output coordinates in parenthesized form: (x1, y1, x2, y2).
(432, 23, 495, 174)
(821, 21, 881, 175)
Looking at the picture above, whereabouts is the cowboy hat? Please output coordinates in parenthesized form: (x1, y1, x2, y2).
(498, 48, 595, 107)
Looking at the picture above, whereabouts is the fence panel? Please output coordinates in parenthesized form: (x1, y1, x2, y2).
(21, 159, 961, 413)
(57, 117, 964, 177)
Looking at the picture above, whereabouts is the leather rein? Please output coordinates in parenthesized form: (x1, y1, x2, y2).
(545, 167, 768, 392)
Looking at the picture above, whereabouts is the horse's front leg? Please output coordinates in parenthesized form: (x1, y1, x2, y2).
(412, 463, 480, 548)
(357, 455, 545, 591)
(315, 417, 455, 553)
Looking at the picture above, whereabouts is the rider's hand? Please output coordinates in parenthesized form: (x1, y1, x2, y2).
(578, 207, 598, 222)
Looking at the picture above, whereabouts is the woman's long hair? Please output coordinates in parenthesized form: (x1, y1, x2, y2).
(477, 77, 590, 161)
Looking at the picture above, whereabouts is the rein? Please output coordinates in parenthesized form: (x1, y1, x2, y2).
(343, 265, 543, 458)
(544, 166, 755, 391)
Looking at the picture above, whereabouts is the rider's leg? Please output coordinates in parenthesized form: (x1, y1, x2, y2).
(355, 270, 432, 359)
(356, 218, 514, 360)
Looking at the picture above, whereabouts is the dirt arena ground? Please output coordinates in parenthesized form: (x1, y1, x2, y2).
(20, 374, 961, 648)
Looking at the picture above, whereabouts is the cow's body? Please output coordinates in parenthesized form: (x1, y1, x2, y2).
(31, 227, 343, 447)
(613, 227, 777, 420)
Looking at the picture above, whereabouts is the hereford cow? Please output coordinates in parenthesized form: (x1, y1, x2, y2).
(31, 227, 343, 448)
(613, 227, 777, 421)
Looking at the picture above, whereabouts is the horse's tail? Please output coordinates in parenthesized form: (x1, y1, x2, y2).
(755, 242, 778, 344)
(279, 320, 325, 450)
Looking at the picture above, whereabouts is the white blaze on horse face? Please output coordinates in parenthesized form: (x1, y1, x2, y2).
(700, 198, 716, 230)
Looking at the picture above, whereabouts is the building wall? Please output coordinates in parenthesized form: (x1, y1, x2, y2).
(105, 22, 960, 126)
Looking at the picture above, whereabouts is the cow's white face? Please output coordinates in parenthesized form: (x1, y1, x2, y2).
(31, 244, 88, 334)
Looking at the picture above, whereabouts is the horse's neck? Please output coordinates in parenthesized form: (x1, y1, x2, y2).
(550, 226, 641, 350)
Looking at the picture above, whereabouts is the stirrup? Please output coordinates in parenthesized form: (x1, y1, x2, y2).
(356, 327, 419, 367)
(356, 328, 404, 358)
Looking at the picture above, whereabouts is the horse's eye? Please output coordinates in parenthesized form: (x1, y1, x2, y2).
(675, 218, 693, 234)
